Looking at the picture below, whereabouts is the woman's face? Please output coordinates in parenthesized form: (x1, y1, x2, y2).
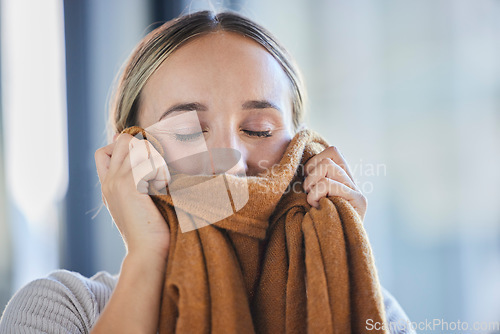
(137, 31, 294, 177)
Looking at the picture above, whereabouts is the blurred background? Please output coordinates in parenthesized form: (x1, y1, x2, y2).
(1, 0, 499, 332)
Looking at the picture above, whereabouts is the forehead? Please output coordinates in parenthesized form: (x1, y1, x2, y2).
(140, 31, 292, 112)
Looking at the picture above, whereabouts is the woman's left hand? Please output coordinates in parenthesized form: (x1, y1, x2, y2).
(303, 146, 367, 221)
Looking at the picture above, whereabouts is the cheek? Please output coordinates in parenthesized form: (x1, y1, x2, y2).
(246, 136, 291, 173)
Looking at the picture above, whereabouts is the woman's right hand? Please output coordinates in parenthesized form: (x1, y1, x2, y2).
(95, 132, 171, 260)
(92, 132, 171, 334)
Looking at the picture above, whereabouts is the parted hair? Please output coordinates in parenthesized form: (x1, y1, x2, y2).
(107, 10, 307, 143)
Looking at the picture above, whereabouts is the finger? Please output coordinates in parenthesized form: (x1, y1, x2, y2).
(108, 133, 136, 175)
(129, 137, 153, 169)
(125, 138, 169, 179)
(95, 141, 117, 184)
(132, 154, 170, 188)
(119, 143, 170, 193)
(303, 158, 358, 193)
(305, 146, 355, 183)
(306, 177, 360, 209)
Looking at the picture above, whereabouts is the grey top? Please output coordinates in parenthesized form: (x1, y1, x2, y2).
(0, 269, 415, 333)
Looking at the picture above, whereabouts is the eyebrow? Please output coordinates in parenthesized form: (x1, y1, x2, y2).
(242, 100, 282, 114)
(159, 102, 207, 121)
(159, 100, 282, 121)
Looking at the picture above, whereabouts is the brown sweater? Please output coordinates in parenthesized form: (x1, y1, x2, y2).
(123, 126, 390, 334)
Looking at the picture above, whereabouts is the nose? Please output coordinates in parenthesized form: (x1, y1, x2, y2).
(207, 133, 248, 176)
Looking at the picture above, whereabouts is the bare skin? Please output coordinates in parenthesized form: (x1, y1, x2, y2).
(92, 31, 366, 333)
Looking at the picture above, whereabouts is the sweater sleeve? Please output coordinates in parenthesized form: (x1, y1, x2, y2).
(0, 269, 118, 334)
(381, 286, 416, 334)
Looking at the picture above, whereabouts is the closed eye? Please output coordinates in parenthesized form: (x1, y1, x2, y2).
(174, 129, 272, 141)
(174, 131, 205, 142)
(243, 130, 272, 138)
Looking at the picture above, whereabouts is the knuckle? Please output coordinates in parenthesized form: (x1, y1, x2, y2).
(318, 158, 328, 165)
(117, 133, 133, 143)
(326, 145, 339, 154)
(313, 161, 328, 175)
(312, 178, 329, 193)
(94, 147, 105, 160)
(121, 132, 132, 139)
(321, 158, 336, 169)
(318, 176, 328, 184)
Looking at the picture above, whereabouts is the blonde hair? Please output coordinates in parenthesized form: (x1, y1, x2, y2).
(107, 10, 307, 143)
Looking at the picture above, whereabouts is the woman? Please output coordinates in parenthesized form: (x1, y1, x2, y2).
(0, 10, 413, 334)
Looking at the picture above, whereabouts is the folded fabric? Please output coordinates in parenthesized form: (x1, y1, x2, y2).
(122, 126, 389, 334)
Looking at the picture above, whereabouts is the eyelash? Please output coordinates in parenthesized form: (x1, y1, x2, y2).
(243, 130, 272, 138)
(174, 131, 205, 142)
(174, 129, 272, 142)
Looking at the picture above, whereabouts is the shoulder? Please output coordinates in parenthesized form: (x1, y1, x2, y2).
(0, 269, 118, 334)
(380, 285, 417, 334)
